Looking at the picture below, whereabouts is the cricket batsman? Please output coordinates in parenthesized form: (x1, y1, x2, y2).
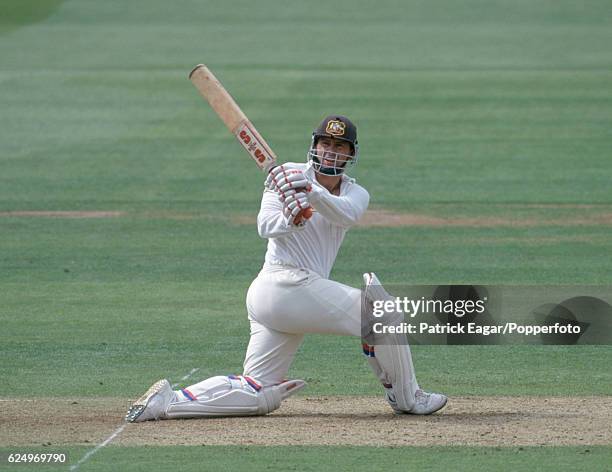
(126, 115, 448, 422)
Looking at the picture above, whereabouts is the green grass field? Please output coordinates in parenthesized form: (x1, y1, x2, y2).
(1, 0, 611, 470)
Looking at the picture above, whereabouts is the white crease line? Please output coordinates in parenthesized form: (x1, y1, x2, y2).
(69, 367, 200, 471)
(69, 424, 126, 471)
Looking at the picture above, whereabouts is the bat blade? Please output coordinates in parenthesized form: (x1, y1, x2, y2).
(189, 64, 277, 173)
(189, 64, 312, 223)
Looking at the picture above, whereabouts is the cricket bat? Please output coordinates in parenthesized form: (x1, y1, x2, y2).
(189, 64, 312, 223)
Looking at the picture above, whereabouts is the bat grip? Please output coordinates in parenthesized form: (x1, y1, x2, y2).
(293, 207, 313, 225)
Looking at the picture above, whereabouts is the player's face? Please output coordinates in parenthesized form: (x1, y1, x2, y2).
(315, 137, 353, 168)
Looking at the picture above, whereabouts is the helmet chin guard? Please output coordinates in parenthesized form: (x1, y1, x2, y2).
(307, 146, 358, 176)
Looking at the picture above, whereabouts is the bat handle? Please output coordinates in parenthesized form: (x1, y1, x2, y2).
(293, 207, 313, 225)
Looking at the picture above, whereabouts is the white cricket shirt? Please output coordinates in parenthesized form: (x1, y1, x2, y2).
(257, 163, 370, 279)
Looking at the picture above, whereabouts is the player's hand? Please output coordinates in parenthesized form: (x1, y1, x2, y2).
(266, 166, 311, 195)
(283, 191, 311, 226)
(276, 188, 301, 203)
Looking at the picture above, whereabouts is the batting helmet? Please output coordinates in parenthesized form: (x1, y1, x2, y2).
(307, 115, 359, 176)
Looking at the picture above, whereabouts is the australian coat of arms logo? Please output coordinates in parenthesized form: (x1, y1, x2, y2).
(325, 120, 346, 137)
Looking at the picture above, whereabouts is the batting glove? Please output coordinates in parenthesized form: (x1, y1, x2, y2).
(266, 166, 311, 196)
(283, 191, 311, 226)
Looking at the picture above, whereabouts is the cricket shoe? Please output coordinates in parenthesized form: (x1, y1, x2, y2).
(411, 389, 448, 415)
(384, 386, 403, 413)
(385, 388, 447, 415)
(125, 379, 174, 423)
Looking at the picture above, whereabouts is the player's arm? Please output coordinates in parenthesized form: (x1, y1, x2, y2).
(257, 189, 307, 238)
(308, 182, 369, 228)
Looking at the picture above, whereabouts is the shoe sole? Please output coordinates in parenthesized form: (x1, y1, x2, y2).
(125, 379, 168, 423)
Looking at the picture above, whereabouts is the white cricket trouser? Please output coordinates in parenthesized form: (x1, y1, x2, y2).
(243, 265, 418, 396)
(243, 265, 363, 385)
(173, 264, 420, 416)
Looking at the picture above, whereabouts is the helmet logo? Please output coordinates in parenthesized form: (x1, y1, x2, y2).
(325, 120, 345, 137)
